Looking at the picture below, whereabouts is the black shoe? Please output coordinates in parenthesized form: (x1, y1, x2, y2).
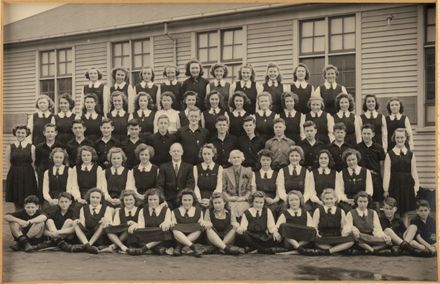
(84, 243, 99, 254)
(18, 236, 35, 252)
(390, 246, 401, 255)
(299, 248, 324, 256)
(191, 244, 203, 258)
(375, 248, 394, 256)
(173, 245, 182, 256)
(151, 246, 164, 255)
(34, 241, 51, 250)
(9, 243, 22, 251)
(69, 244, 85, 253)
(127, 247, 147, 256)
(224, 245, 241, 255)
(57, 240, 73, 252)
(400, 241, 411, 251)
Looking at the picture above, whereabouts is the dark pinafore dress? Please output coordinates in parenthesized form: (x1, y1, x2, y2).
(312, 169, 336, 198)
(280, 111, 302, 143)
(209, 81, 230, 106)
(263, 82, 283, 114)
(76, 164, 99, 199)
(105, 168, 129, 200)
(172, 207, 203, 233)
(319, 84, 343, 116)
(133, 165, 159, 195)
(135, 83, 159, 110)
(131, 206, 172, 245)
(32, 113, 54, 146)
(132, 110, 155, 141)
(234, 81, 258, 114)
(255, 171, 283, 218)
(360, 113, 384, 147)
(84, 83, 105, 115)
(342, 167, 368, 200)
(282, 166, 307, 194)
(228, 111, 249, 137)
(278, 208, 316, 241)
(388, 150, 416, 214)
(196, 164, 220, 199)
(305, 112, 331, 145)
(334, 112, 357, 146)
(316, 206, 353, 244)
(42, 166, 69, 214)
(55, 113, 75, 146)
(291, 83, 313, 114)
(210, 209, 233, 238)
(160, 82, 183, 111)
(350, 209, 374, 235)
(81, 204, 108, 243)
(106, 207, 141, 234)
(203, 109, 227, 138)
(82, 114, 102, 143)
(107, 111, 129, 142)
(244, 209, 271, 242)
(386, 115, 409, 150)
(6, 143, 38, 207)
(255, 111, 276, 141)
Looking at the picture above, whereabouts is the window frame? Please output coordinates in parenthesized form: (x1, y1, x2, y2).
(424, 5, 436, 127)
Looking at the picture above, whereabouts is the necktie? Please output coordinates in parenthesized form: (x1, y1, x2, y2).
(400, 149, 404, 156)
(184, 209, 189, 218)
(293, 211, 297, 217)
(288, 112, 292, 118)
(216, 80, 221, 87)
(326, 207, 332, 215)
(17, 143, 22, 149)
(370, 110, 374, 118)
(264, 172, 268, 179)
(128, 210, 132, 217)
(263, 111, 267, 118)
(56, 167, 61, 176)
(292, 166, 297, 176)
(152, 209, 157, 217)
(235, 170, 240, 188)
(257, 210, 261, 218)
(143, 167, 147, 172)
(93, 208, 98, 216)
(117, 110, 121, 117)
(207, 165, 211, 171)
(174, 163, 179, 176)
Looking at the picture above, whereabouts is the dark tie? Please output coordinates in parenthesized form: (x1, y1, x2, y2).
(400, 149, 404, 156)
(184, 209, 189, 219)
(293, 211, 297, 217)
(207, 165, 211, 171)
(216, 81, 220, 87)
(257, 210, 261, 218)
(117, 110, 121, 117)
(264, 172, 268, 179)
(17, 143, 22, 149)
(152, 209, 157, 217)
(174, 163, 179, 176)
(56, 167, 61, 177)
(93, 208, 98, 216)
(128, 210, 132, 217)
(288, 112, 292, 118)
(326, 207, 331, 215)
(370, 111, 374, 118)
(292, 166, 297, 176)
(235, 170, 240, 188)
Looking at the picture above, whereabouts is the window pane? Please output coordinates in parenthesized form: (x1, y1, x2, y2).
(114, 44, 122, 56)
(58, 63, 66, 75)
(58, 78, 72, 95)
(41, 65, 48, 77)
(344, 16, 356, 33)
(199, 33, 208, 48)
(314, 37, 325, 52)
(40, 80, 55, 101)
(300, 57, 325, 87)
(42, 52, 48, 64)
(209, 32, 218, 47)
(208, 47, 218, 62)
(58, 50, 65, 62)
(233, 45, 242, 60)
(427, 7, 436, 25)
(331, 18, 343, 34)
(134, 41, 142, 54)
(122, 57, 130, 69)
(427, 26, 436, 43)
(48, 64, 55, 76)
(199, 49, 208, 62)
(223, 46, 233, 61)
(66, 62, 72, 75)
(143, 54, 151, 66)
(314, 20, 325, 36)
(425, 47, 435, 101)
(301, 38, 313, 53)
(122, 42, 130, 55)
(66, 49, 72, 61)
(133, 55, 142, 68)
(302, 21, 314, 37)
(49, 51, 55, 64)
(331, 35, 343, 51)
(226, 64, 240, 82)
(223, 30, 234, 45)
(234, 29, 243, 43)
(344, 33, 356, 50)
(143, 40, 150, 53)
(329, 54, 356, 97)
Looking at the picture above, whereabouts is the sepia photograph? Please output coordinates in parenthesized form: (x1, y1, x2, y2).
(2, 1, 438, 282)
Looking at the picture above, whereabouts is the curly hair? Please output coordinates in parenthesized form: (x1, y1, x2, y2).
(185, 59, 204, 77)
(293, 63, 311, 81)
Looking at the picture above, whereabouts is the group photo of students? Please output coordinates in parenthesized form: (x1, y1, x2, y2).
(4, 60, 436, 258)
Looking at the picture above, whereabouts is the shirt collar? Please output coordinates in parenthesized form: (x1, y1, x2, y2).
(111, 166, 124, 175)
(52, 165, 65, 174)
(310, 110, 323, 117)
(173, 160, 181, 168)
(214, 79, 226, 87)
(85, 112, 98, 119)
(232, 109, 245, 117)
(257, 109, 271, 116)
(294, 80, 308, 88)
(81, 163, 93, 171)
(318, 167, 331, 175)
(37, 110, 51, 118)
(178, 206, 195, 216)
(324, 81, 337, 90)
(288, 164, 301, 175)
(165, 79, 178, 86)
(14, 141, 29, 148)
(114, 81, 126, 89)
(138, 163, 152, 172)
(90, 204, 102, 212)
(323, 205, 336, 214)
(137, 109, 151, 117)
(390, 113, 402, 120)
(240, 80, 252, 89)
(267, 80, 279, 87)
(57, 111, 73, 118)
(201, 162, 215, 170)
(288, 208, 302, 216)
(209, 107, 221, 115)
(140, 81, 154, 88)
(284, 109, 296, 117)
(124, 207, 137, 216)
(348, 166, 362, 175)
(250, 207, 264, 216)
(259, 169, 273, 178)
(365, 110, 378, 119)
(392, 146, 408, 155)
(337, 110, 351, 118)
(356, 208, 369, 217)
(89, 81, 101, 88)
(111, 109, 126, 117)
(149, 206, 160, 216)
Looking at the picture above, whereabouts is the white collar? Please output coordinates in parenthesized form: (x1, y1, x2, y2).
(324, 81, 337, 90)
(100, 136, 113, 143)
(149, 206, 162, 215)
(90, 204, 102, 212)
(52, 165, 65, 174)
(165, 79, 178, 86)
(81, 163, 94, 171)
(259, 169, 273, 178)
(178, 206, 195, 216)
(256, 109, 272, 116)
(355, 208, 369, 217)
(89, 81, 101, 88)
(57, 111, 73, 118)
(318, 167, 331, 175)
(348, 166, 362, 175)
(173, 160, 182, 167)
(232, 109, 246, 117)
(390, 113, 402, 120)
(364, 110, 378, 119)
(84, 112, 98, 119)
(114, 81, 127, 89)
(111, 109, 126, 117)
(336, 110, 351, 118)
(288, 208, 302, 216)
(284, 109, 297, 117)
(213, 79, 226, 87)
(294, 80, 308, 88)
(392, 146, 408, 155)
(137, 109, 151, 117)
(267, 80, 279, 87)
(111, 166, 124, 175)
(288, 164, 302, 175)
(323, 205, 336, 214)
(201, 162, 215, 170)
(240, 80, 252, 89)
(140, 81, 154, 88)
(37, 110, 51, 118)
(14, 141, 29, 148)
(138, 163, 152, 172)
(124, 207, 137, 216)
(310, 110, 323, 117)
(249, 207, 264, 217)
(209, 107, 221, 114)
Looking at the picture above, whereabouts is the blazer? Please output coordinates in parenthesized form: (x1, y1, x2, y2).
(222, 166, 254, 197)
(157, 161, 195, 202)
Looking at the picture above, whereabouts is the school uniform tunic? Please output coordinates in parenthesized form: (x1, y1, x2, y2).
(341, 167, 368, 199)
(255, 110, 276, 141)
(263, 81, 283, 114)
(121, 137, 145, 169)
(66, 138, 95, 167)
(255, 170, 278, 199)
(318, 206, 343, 237)
(291, 82, 313, 114)
(76, 164, 99, 198)
(305, 111, 331, 145)
(361, 111, 384, 147)
(110, 83, 130, 111)
(55, 112, 75, 146)
(208, 80, 230, 106)
(334, 111, 358, 146)
(386, 114, 409, 150)
(209, 209, 233, 238)
(132, 110, 156, 140)
(82, 113, 103, 143)
(105, 167, 129, 199)
(312, 168, 336, 197)
(280, 110, 302, 144)
(135, 82, 159, 110)
(350, 208, 374, 235)
(173, 207, 202, 224)
(133, 164, 159, 195)
(282, 166, 307, 194)
(107, 110, 129, 142)
(182, 77, 209, 111)
(35, 141, 62, 195)
(234, 81, 258, 114)
(84, 204, 108, 231)
(47, 166, 69, 199)
(318, 82, 343, 115)
(160, 80, 183, 111)
(282, 208, 308, 226)
(144, 206, 168, 227)
(196, 163, 220, 199)
(84, 83, 105, 114)
(228, 110, 249, 137)
(32, 112, 54, 146)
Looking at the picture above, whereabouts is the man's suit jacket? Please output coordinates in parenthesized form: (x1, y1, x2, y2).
(222, 166, 253, 197)
(157, 161, 195, 205)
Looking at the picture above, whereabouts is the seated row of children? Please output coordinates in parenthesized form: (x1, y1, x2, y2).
(5, 187, 435, 257)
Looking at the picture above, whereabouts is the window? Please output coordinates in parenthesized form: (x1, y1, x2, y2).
(425, 5, 435, 126)
(111, 39, 151, 86)
(197, 28, 243, 82)
(39, 48, 73, 110)
(299, 15, 356, 98)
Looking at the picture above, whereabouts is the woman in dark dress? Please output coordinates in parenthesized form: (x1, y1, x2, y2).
(160, 65, 182, 111)
(291, 63, 314, 114)
(129, 92, 156, 141)
(134, 67, 160, 111)
(107, 91, 129, 142)
(181, 59, 209, 112)
(333, 93, 361, 146)
(28, 95, 55, 146)
(206, 64, 231, 107)
(55, 94, 76, 146)
(82, 93, 103, 143)
(110, 67, 134, 113)
(262, 63, 286, 114)
(202, 90, 228, 139)
(385, 98, 414, 151)
(82, 67, 110, 115)
(6, 125, 38, 210)
(229, 63, 263, 114)
(314, 64, 348, 116)
(228, 91, 250, 137)
(279, 92, 305, 144)
(132, 144, 159, 196)
(360, 94, 388, 151)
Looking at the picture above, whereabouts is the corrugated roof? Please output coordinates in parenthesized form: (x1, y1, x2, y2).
(4, 3, 281, 44)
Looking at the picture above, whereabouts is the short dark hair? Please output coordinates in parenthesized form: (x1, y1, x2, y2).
(77, 145, 98, 165)
(100, 118, 114, 127)
(205, 90, 225, 110)
(383, 197, 397, 208)
(119, 189, 139, 207)
(58, 192, 73, 202)
(281, 91, 299, 109)
(342, 148, 361, 162)
(43, 123, 57, 132)
(134, 92, 154, 111)
(24, 195, 40, 205)
(416, 199, 431, 210)
(248, 191, 266, 205)
(335, 93, 354, 112)
(215, 115, 228, 125)
(185, 59, 204, 77)
(127, 119, 140, 128)
(84, 188, 104, 204)
(386, 98, 404, 114)
(144, 188, 165, 205)
(83, 93, 100, 113)
(362, 94, 379, 112)
(257, 149, 273, 164)
(333, 122, 347, 132)
(12, 125, 31, 136)
(293, 63, 310, 81)
(209, 192, 230, 211)
(85, 67, 103, 80)
(72, 119, 86, 127)
(317, 149, 335, 169)
(176, 188, 197, 207)
(210, 63, 228, 78)
(354, 191, 372, 206)
(229, 90, 251, 110)
(58, 94, 75, 110)
(303, 120, 317, 129)
(361, 123, 375, 133)
(243, 115, 256, 125)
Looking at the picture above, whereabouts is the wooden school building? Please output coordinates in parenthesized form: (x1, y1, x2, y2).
(2, 3, 437, 188)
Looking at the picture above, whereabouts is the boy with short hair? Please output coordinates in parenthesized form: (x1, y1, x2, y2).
(298, 120, 325, 171)
(66, 119, 94, 166)
(406, 200, 436, 256)
(122, 119, 145, 169)
(5, 195, 48, 252)
(210, 115, 238, 168)
(95, 118, 120, 168)
(265, 118, 295, 171)
(327, 122, 351, 172)
(239, 116, 265, 171)
(146, 114, 177, 165)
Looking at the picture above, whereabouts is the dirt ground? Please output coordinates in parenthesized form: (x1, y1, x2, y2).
(2, 202, 438, 282)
